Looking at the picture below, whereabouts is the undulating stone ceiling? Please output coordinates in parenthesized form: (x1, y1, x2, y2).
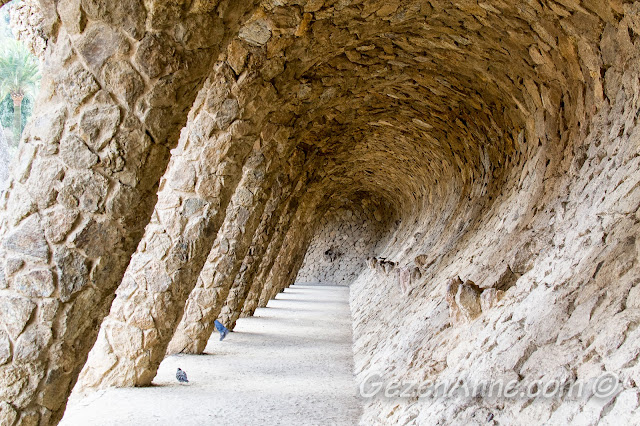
(223, 0, 532, 214)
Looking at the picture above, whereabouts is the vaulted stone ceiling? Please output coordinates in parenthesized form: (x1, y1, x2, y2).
(1, 1, 639, 425)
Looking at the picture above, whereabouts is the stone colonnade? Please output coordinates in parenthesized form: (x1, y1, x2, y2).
(0, 1, 639, 425)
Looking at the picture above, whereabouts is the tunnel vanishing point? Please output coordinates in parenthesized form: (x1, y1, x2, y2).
(0, 0, 639, 424)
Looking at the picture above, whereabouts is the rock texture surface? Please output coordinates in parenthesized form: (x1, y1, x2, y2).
(296, 205, 391, 286)
(0, 128, 11, 184)
(0, 2, 260, 423)
(0, 0, 638, 425)
(8, 0, 46, 59)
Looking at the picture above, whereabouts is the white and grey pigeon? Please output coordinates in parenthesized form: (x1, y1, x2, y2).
(176, 368, 189, 383)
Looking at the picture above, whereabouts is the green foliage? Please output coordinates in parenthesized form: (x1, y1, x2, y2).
(0, 36, 40, 145)
(0, 38, 40, 101)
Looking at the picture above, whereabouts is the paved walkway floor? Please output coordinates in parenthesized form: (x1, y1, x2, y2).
(61, 285, 362, 426)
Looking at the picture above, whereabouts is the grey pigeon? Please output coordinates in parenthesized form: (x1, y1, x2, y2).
(176, 368, 189, 383)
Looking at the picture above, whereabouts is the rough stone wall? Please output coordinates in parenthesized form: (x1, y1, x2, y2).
(0, 127, 10, 184)
(296, 204, 391, 286)
(351, 110, 640, 424)
(347, 2, 640, 423)
(8, 0, 46, 59)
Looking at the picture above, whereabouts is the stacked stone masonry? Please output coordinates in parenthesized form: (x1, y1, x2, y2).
(0, 0, 638, 425)
(296, 204, 393, 286)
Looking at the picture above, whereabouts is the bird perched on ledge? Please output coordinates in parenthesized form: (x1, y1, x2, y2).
(176, 368, 189, 383)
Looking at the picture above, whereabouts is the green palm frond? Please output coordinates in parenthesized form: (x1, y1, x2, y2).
(0, 38, 40, 102)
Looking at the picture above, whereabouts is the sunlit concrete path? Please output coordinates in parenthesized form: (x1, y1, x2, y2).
(61, 285, 361, 426)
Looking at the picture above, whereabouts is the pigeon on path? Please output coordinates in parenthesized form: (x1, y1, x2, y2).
(176, 368, 189, 383)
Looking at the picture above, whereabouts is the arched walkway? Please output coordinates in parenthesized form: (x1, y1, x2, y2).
(60, 285, 361, 425)
(0, 1, 638, 424)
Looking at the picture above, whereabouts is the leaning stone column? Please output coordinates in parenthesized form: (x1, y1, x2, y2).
(258, 223, 315, 306)
(217, 170, 298, 330)
(76, 63, 273, 390)
(258, 195, 327, 306)
(240, 182, 306, 318)
(0, 1, 257, 423)
(167, 146, 285, 354)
